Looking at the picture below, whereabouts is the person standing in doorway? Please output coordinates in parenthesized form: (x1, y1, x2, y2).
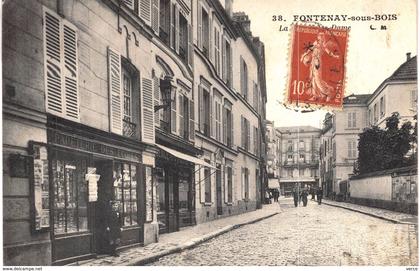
(105, 200, 123, 256)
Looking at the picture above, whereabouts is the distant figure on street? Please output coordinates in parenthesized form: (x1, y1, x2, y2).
(292, 184, 300, 207)
(273, 189, 279, 202)
(317, 187, 323, 205)
(301, 186, 309, 207)
(310, 186, 315, 200)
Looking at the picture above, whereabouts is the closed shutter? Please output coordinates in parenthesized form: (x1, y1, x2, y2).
(241, 116, 244, 148)
(188, 24, 193, 68)
(221, 36, 226, 82)
(44, 11, 63, 116)
(198, 86, 204, 133)
(197, 2, 202, 48)
(228, 44, 233, 87)
(108, 47, 123, 134)
(44, 10, 80, 121)
(240, 57, 244, 96)
(142, 78, 155, 143)
(189, 99, 195, 141)
(151, 0, 159, 34)
(171, 88, 177, 133)
(222, 107, 227, 144)
(153, 76, 160, 126)
(170, 3, 175, 49)
(230, 112, 234, 147)
(123, 0, 135, 10)
(175, 5, 180, 53)
(140, 0, 151, 25)
(224, 165, 228, 203)
(210, 94, 214, 138)
(241, 167, 245, 200)
(247, 120, 251, 151)
(200, 167, 206, 203)
(209, 19, 213, 61)
(178, 93, 183, 136)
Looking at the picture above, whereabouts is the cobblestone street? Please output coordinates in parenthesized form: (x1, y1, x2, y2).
(148, 198, 418, 266)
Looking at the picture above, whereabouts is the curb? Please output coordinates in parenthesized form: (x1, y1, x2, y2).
(322, 202, 416, 225)
(126, 212, 279, 266)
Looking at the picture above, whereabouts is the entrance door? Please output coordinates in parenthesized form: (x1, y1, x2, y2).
(216, 164, 223, 215)
(94, 160, 114, 254)
(167, 172, 179, 232)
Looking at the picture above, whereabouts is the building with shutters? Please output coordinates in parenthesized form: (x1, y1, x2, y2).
(319, 113, 334, 197)
(192, 1, 266, 223)
(276, 126, 321, 196)
(2, 0, 266, 265)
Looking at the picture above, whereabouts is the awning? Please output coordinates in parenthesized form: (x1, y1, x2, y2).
(268, 178, 280, 188)
(156, 144, 216, 169)
(279, 179, 316, 183)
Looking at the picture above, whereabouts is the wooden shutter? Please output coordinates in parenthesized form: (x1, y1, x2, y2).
(240, 57, 244, 96)
(175, 5, 180, 53)
(221, 36, 226, 82)
(210, 93, 214, 138)
(189, 99, 195, 141)
(123, 0, 135, 10)
(44, 11, 63, 116)
(228, 44, 233, 87)
(199, 86, 204, 133)
(247, 119, 251, 151)
(197, 1, 202, 48)
(142, 77, 155, 143)
(241, 116, 244, 148)
(241, 167, 245, 199)
(188, 24, 193, 68)
(353, 112, 356, 127)
(170, 3, 175, 49)
(199, 167, 205, 203)
(171, 88, 177, 133)
(209, 19, 213, 61)
(153, 76, 160, 126)
(108, 47, 123, 134)
(222, 107, 227, 144)
(140, 0, 152, 25)
(178, 93, 183, 136)
(230, 111, 234, 147)
(151, 0, 159, 34)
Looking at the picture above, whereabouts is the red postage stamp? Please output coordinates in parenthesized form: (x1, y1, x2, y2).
(286, 24, 349, 108)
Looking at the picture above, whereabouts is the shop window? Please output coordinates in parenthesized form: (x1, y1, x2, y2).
(204, 168, 211, 203)
(52, 157, 88, 234)
(113, 163, 138, 226)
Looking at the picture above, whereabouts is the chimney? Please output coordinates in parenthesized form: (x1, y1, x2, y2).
(225, 0, 233, 18)
(406, 52, 411, 61)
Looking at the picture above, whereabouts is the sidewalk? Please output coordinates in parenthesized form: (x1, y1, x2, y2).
(321, 199, 418, 225)
(70, 203, 280, 266)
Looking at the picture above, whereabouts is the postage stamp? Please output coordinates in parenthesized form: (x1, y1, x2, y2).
(286, 24, 349, 109)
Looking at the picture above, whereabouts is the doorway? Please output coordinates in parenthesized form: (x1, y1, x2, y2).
(216, 164, 223, 215)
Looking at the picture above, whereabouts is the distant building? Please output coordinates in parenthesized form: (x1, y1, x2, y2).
(277, 126, 321, 196)
(320, 113, 334, 196)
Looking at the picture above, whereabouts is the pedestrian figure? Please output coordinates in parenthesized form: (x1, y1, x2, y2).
(311, 186, 315, 200)
(274, 189, 279, 202)
(301, 187, 308, 207)
(317, 187, 323, 205)
(292, 184, 300, 207)
(105, 200, 123, 256)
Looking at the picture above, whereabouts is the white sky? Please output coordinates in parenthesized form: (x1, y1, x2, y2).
(233, 0, 417, 128)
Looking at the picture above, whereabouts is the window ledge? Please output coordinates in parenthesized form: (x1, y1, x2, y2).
(203, 202, 212, 206)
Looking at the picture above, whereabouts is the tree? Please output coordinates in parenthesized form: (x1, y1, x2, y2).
(355, 112, 414, 175)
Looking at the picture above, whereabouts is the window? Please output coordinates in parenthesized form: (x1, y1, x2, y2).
(215, 100, 222, 141)
(299, 140, 305, 150)
(240, 57, 248, 100)
(52, 155, 88, 234)
(44, 10, 79, 121)
(222, 39, 232, 87)
(201, 8, 210, 57)
(254, 126, 259, 155)
(299, 153, 305, 162)
(200, 87, 211, 136)
(123, 69, 132, 122)
(380, 96, 385, 117)
(159, 0, 171, 45)
(411, 89, 417, 109)
(288, 169, 293, 177)
(178, 13, 188, 63)
(114, 163, 138, 226)
(299, 168, 305, 177)
(171, 3, 176, 48)
(374, 103, 378, 123)
(226, 165, 233, 203)
(253, 82, 259, 111)
(241, 116, 250, 151)
(214, 27, 221, 75)
(287, 140, 293, 152)
(204, 168, 211, 203)
(347, 112, 356, 128)
(333, 142, 336, 161)
(368, 109, 372, 125)
(223, 104, 233, 147)
(347, 141, 357, 158)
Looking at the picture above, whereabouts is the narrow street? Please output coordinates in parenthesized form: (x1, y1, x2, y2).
(148, 198, 418, 266)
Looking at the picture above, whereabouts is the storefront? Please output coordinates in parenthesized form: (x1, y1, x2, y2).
(46, 116, 155, 265)
(154, 144, 213, 234)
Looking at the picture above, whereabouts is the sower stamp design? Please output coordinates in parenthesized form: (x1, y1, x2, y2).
(286, 24, 349, 108)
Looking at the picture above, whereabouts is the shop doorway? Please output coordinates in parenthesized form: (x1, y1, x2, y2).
(216, 164, 223, 215)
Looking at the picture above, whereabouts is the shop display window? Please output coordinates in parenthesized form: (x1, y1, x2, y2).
(113, 162, 138, 226)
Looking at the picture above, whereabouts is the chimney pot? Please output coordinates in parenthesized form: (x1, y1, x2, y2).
(406, 52, 411, 61)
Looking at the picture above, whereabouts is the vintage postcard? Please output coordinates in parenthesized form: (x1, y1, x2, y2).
(1, 0, 418, 268)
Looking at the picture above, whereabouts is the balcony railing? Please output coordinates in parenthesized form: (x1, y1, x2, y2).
(123, 118, 137, 138)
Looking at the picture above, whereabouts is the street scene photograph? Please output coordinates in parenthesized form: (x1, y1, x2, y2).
(1, 0, 418, 268)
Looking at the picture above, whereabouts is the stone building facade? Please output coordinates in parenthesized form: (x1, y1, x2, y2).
(2, 0, 266, 265)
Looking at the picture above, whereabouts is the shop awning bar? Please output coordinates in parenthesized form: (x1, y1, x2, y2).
(156, 144, 216, 169)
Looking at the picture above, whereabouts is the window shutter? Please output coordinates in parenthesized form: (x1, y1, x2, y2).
(153, 76, 160, 126)
(175, 5, 180, 54)
(178, 93, 183, 136)
(140, 0, 152, 25)
(241, 167, 245, 200)
(171, 88, 177, 133)
(210, 94, 214, 138)
(222, 107, 227, 144)
(230, 112, 234, 147)
(352, 112, 356, 127)
(108, 47, 123, 135)
(44, 11, 63, 116)
(209, 19, 213, 61)
(347, 141, 351, 158)
(123, 0, 135, 10)
(228, 45, 233, 87)
(199, 167, 205, 203)
(198, 85, 204, 133)
(247, 120, 251, 151)
(241, 116, 244, 148)
(151, 0, 159, 34)
(188, 24, 193, 68)
(189, 99, 195, 141)
(240, 57, 244, 96)
(170, 3, 175, 49)
(197, 2, 202, 48)
(142, 77, 155, 143)
(222, 36, 226, 82)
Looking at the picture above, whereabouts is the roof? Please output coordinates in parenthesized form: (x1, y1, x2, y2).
(276, 126, 321, 133)
(343, 94, 371, 105)
(387, 56, 417, 82)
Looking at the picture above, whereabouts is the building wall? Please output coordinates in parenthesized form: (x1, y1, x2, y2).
(350, 175, 393, 200)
